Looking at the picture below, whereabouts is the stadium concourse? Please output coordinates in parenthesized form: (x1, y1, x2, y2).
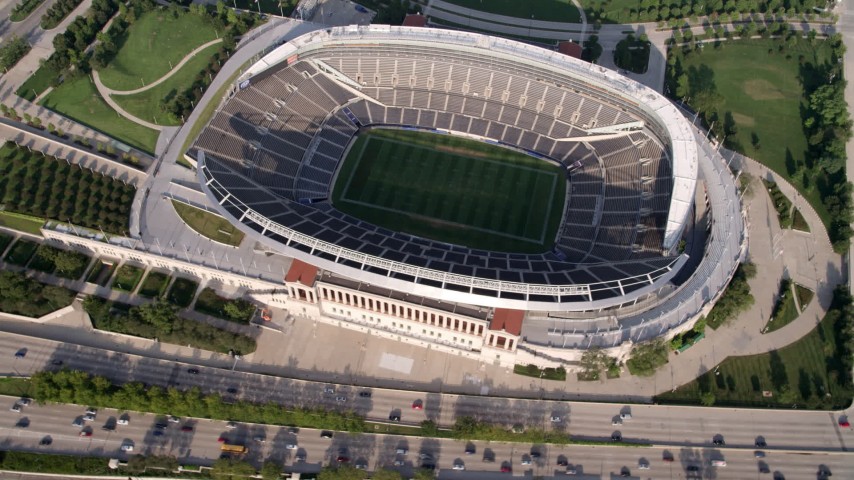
(189, 25, 745, 367)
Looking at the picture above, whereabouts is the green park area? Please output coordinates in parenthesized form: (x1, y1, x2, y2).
(39, 76, 160, 153)
(440, 0, 581, 23)
(657, 287, 853, 410)
(667, 35, 850, 251)
(97, 10, 219, 90)
(167, 277, 199, 308)
(171, 200, 244, 246)
(0, 270, 75, 318)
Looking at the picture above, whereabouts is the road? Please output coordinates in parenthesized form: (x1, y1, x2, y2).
(0, 331, 851, 460)
(1, 394, 850, 479)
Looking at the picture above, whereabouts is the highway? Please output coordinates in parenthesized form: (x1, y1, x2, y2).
(1, 395, 849, 479)
(1, 331, 851, 462)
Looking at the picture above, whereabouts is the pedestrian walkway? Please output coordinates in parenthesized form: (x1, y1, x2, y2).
(90, 71, 162, 131)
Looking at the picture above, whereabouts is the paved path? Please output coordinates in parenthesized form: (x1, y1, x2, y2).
(90, 70, 162, 131)
(98, 38, 223, 95)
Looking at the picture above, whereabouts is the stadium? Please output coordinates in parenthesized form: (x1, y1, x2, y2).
(190, 25, 746, 362)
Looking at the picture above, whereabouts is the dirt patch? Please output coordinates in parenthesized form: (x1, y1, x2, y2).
(732, 112, 755, 127)
(742, 78, 785, 101)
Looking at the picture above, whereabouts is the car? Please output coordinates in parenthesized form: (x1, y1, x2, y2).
(521, 456, 532, 466)
(557, 458, 568, 467)
(754, 451, 766, 458)
(612, 418, 623, 426)
(154, 423, 168, 429)
(217, 436, 227, 443)
(396, 447, 408, 455)
(187, 368, 199, 374)
(253, 435, 266, 443)
(117, 418, 129, 426)
(287, 427, 299, 434)
(412, 400, 423, 410)
(295, 453, 306, 462)
(501, 466, 512, 473)
(79, 430, 92, 437)
(838, 419, 850, 427)
(51, 359, 63, 366)
(421, 462, 436, 470)
(620, 471, 631, 477)
(639, 461, 650, 470)
(324, 387, 335, 394)
(393, 459, 405, 466)
(225, 421, 237, 429)
(620, 413, 632, 420)
(550, 416, 562, 422)
(713, 439, 725, 446)
(85, 408, 97, 415)
(389, 414, 401, 422)
(15, 418, 29, 428)
(687, 465, 700, 472)
(710, 460, 727, 467)
(337, 456, 349, 463)
(355, 461, 368, 470)
(168, 416, 180, 423)
(453, 461, 465, 470)
(152, 430, 164, 437)
(14, 349, 26, 358)
(121, 443, 134, 452)
(18, 398, 31, 406)
(72, 418, 84, 427)
(530, 450, 541, 459)
(611, 433, 622, 442)
(335, 396, 347, 403)
(181, 426, 193, 432)
(10, 404, 21, 413)
(285, 443, 298, 450)
(83, 414, 96, 422)
(464, 445, 475, 455)
(419, 453, 432, 460)
(755, 439, 767, 448)
(359, 391, 372, 398)
(759, 464, 771, 473)
(226, 387, 238, 394)
(39, 436, 52, 446)
(320, 431, 333, 439)
(566, 465, 578, 475)
(101, 422, 116, 432)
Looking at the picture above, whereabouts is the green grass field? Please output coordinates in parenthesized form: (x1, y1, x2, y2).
(0, 211, 44, 236)
(171, 200, 245, 246)
(97, 10, 219, 90)
(40, 76, 159, 154)
(112, 43, 221, 126)
(332, 129, 566, 253)
(440, 0, 581, 23)
(677, 39, 834, 227)
(15, 65, 57, 101)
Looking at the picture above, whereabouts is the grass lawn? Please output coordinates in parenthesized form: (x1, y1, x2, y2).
(112, 43, 221, 126)
(171, 200, 244, 246)
(167, 277, 198, 308)
(332, 129, 566, 253)
(15, 66, 58, 101)
(86, 260, 116, 286)
(796, 284, 814, 310)
(792, 208, 810, 232)
(439, 0, 581, 23)
(0, 378, 32, 397)
(98, 9, 219, 90)
(40, 75, 159, 154)
(137, 271, 170, 298)
(111, 264, 144, 292)
(764, 280, 797, 334)
(514, 364, 567, 381)
(0, 232, 12, 255)
(657, 298, 853, 409)
(0, 211, 44, 236)
(194, 287, 254, 324)
(677, 39, 834, 227)
(580, 0, 645, 23)
(3, 238, 39, 266)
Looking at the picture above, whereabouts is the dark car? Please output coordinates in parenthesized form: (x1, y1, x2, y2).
(389, 414, 401, 422)
(187, 368, 200, 374)
(14, 349, 26, 358)
(464, 444, 476, 455)
(337, 456, 349, 463)
(320, 431, 333, 439)
(359, 391, 372, 398)
(39, 436, 52, 446)
(153, 430, 164, 437)
(713, 439, 725, 446)
(687, 465, 700, 472)
(155, 423, 168, 429)
(755, 438, 767, 448)
(611, 433, 622, 442)
(557, 457, 569, 467)
(51, 359, 63, 366)
(226, 387, 238, 394)
(181, 425, 193, 432)
(530, 449, 541, 459)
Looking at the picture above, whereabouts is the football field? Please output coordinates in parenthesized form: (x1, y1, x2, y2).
(331, 129, 566, 253)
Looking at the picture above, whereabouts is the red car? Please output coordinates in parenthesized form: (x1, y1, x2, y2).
(181, 426, 193, 432)
(337, 456, 349, 463)
(79, 430, 92, 437)
(412, 400, 423, 410)
(500, 465, 511, 473)
(217, 436, 227, 443)
(839, 419, 851, 427)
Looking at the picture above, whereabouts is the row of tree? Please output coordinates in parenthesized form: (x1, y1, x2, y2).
(40, 0, 84, 29)
(83, 297, 257, 355)
(42, 0, 119, 86)
(0, 270, 75, 318)
(587, 0, 834, 25)
(0, 141, 135, 234)
(0, 36, 31, 72)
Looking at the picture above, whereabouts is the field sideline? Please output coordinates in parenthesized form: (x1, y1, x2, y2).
(331, 129, 566, 253)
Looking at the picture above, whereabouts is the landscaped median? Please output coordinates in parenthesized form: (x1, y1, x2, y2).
(171, 199, 245, 246)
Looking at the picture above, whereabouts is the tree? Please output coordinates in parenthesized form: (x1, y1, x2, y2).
(260, 461, 282, 480)
(211, 458, 256, 479)
(0, 36, 31, 71)
(52, 249, 86, 275)
(420, 419, 439, 436)
(317, 466, 366, 480)
(372, 469, 403, 480)
(626, 339, 669, 377)
(700, 391, 716, 406)
(133, 300, 178, 334)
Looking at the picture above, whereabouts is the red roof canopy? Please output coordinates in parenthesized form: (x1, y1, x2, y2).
(285, 259, 318, 286)
(558, 41, 582, 59)
(490, 308, 524, 336)
(402, 13, 428, 27)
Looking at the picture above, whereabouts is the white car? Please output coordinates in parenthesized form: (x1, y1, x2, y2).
(83, 414, 96, 422)
(85, 408, 97, 415)
(521, 457, 532, 466)
(639, 462, 650, 470)
(120, 443, 134, 452)
(324, 387, 335, 394)
(18, 398, 31, 406)
(612, 419, 623, 426)
(335, 396, 347, 403)
(10, 404, 21, 413)
(168, 416, 180, 423)
(285, 443, 298, 450)
(452, 462, 465, 470)
(225, 421, 237, 429)
(117, 418, 129, 426)
(620, 413, 632, 420)
(550, 416, 562, 423)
